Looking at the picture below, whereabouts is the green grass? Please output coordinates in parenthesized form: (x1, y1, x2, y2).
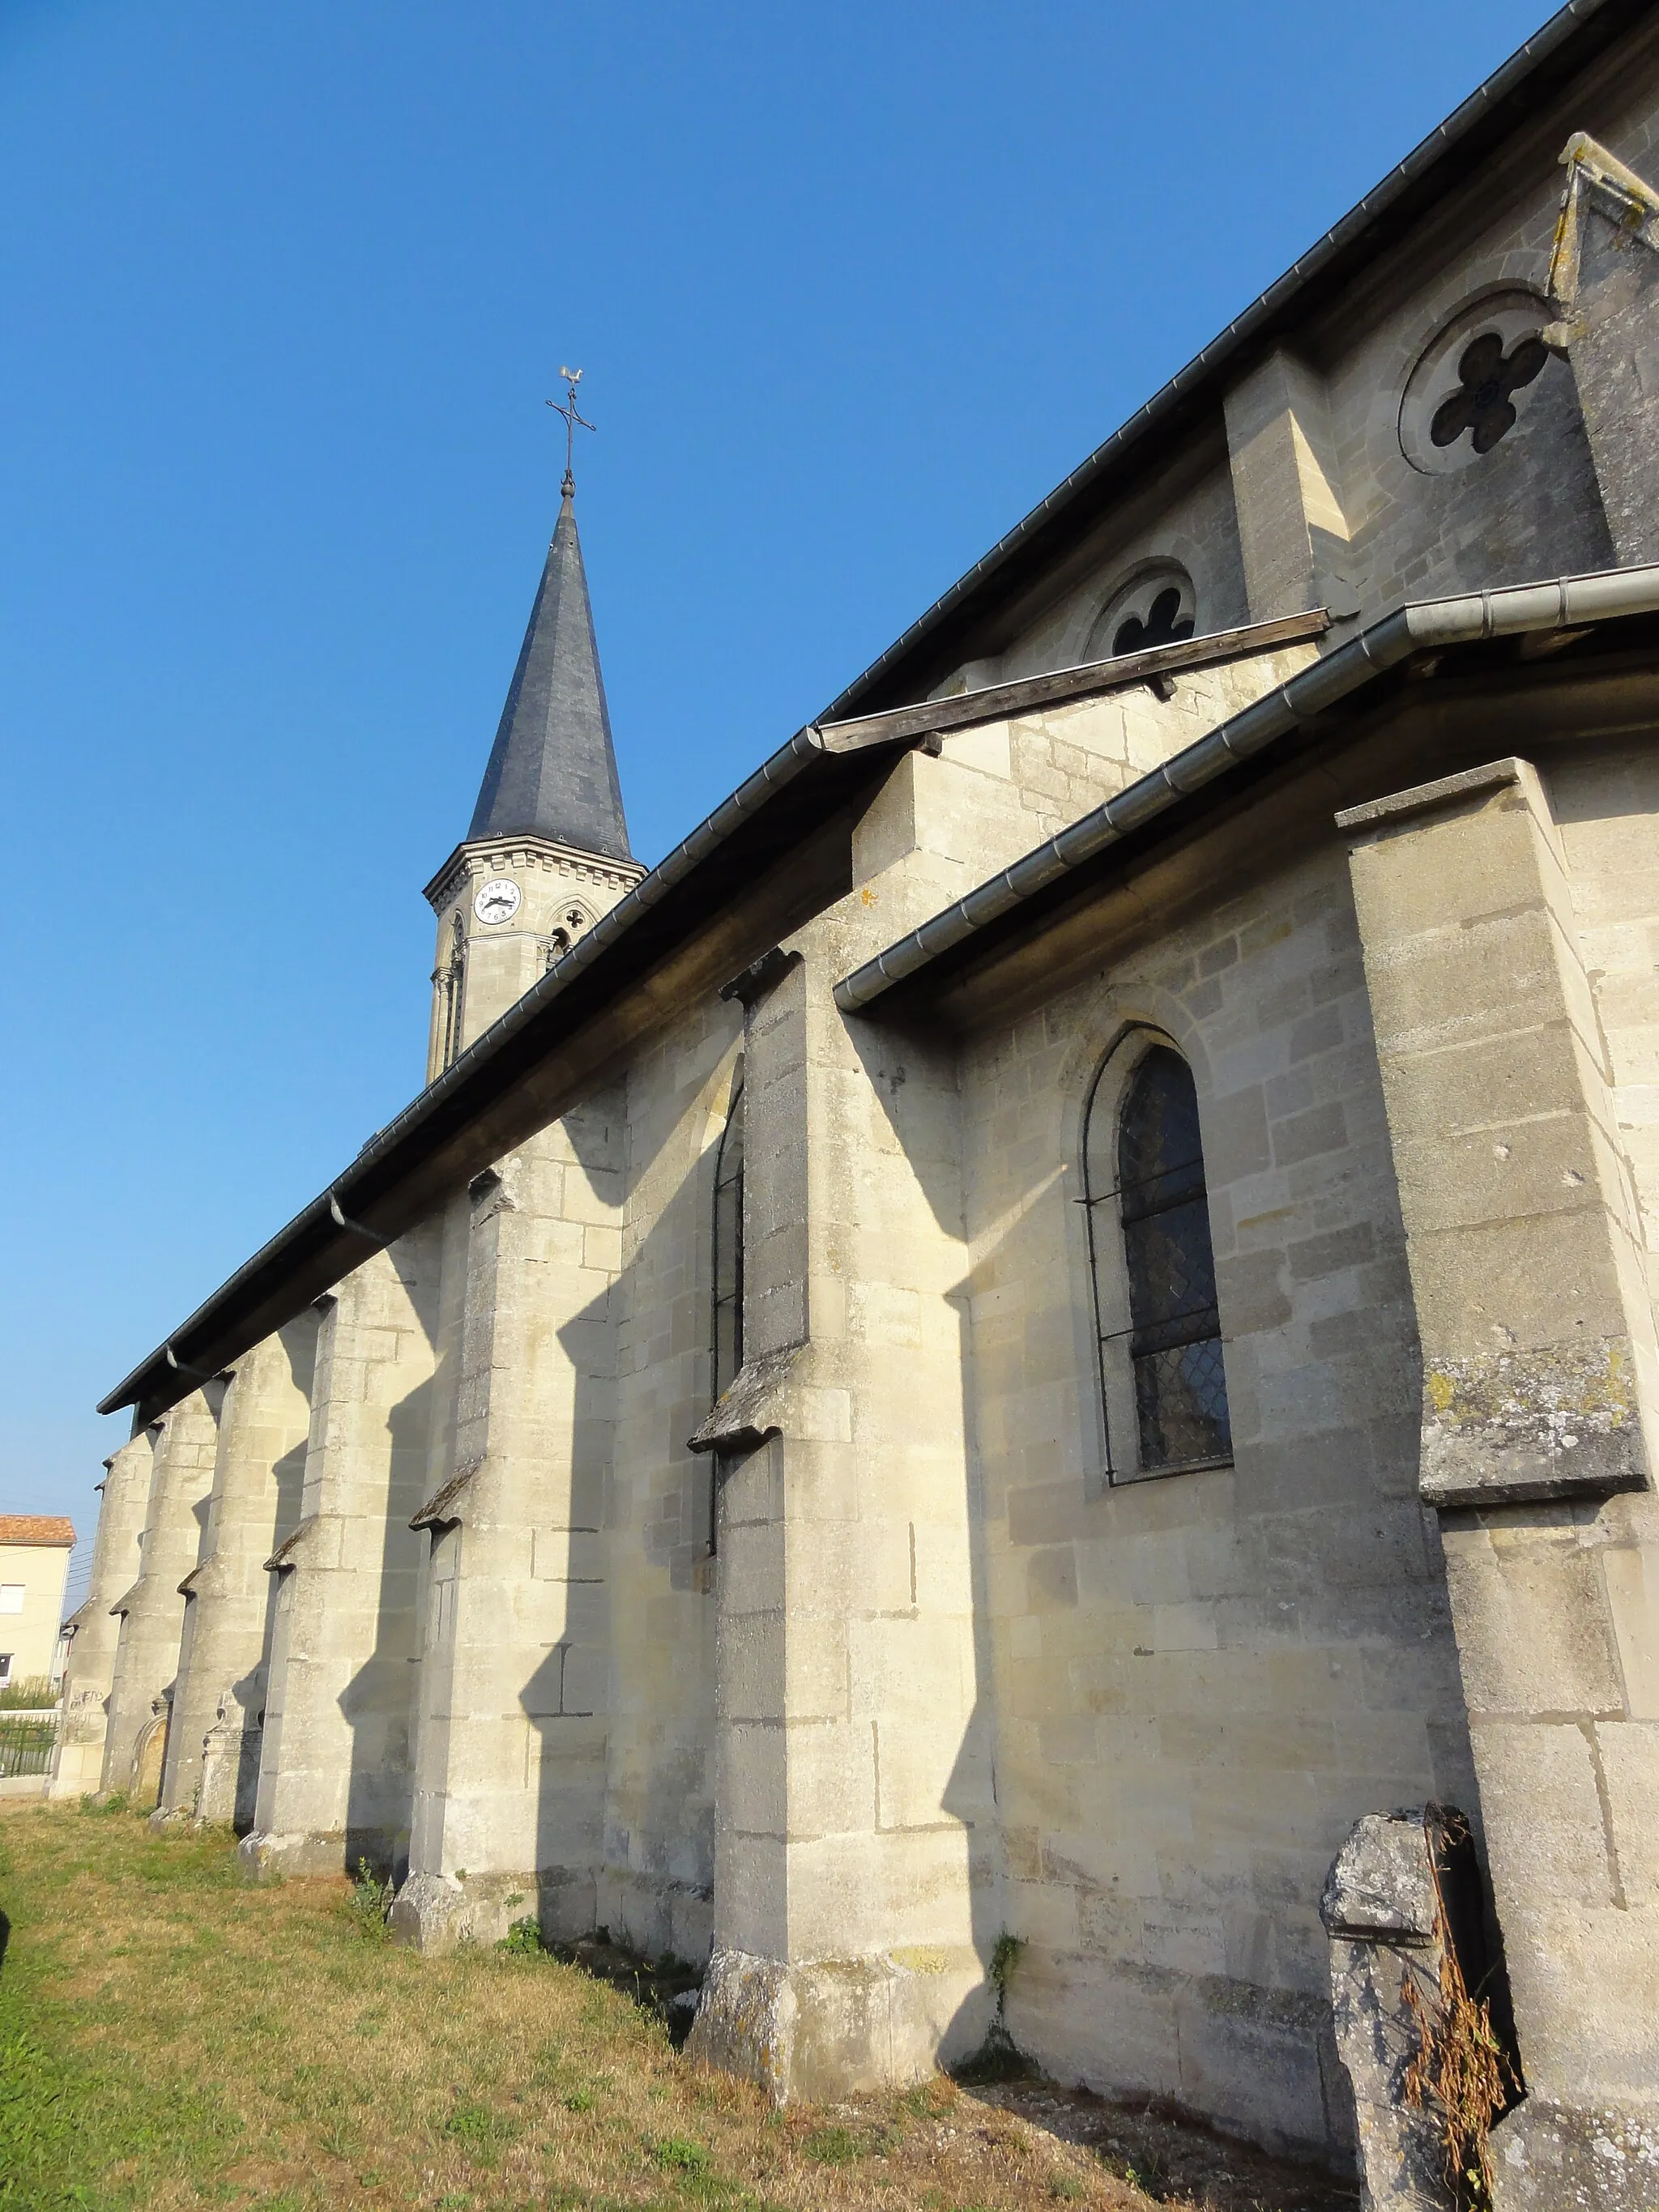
(0, 1805, 1131, 2210)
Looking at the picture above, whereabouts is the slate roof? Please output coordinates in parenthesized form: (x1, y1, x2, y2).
(0, 1515, 76, 1547)
(467, 488, 633, 861)
(817, 0, 1648, 718)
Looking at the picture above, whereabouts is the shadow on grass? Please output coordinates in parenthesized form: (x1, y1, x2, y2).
(499, 1919, 705, 2048)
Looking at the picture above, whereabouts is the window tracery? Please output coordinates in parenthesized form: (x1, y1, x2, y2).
(546, 901, 595, 971)
(1086, 567, 1197, 672)
(1083, 1035, 1230, 1479)
(1111, 584, 1195, 658)
(1430, 332, 1549, 456)
(1399, 291, 1556, 474)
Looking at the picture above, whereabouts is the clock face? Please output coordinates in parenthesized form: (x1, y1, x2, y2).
(473, 878, 522, 926)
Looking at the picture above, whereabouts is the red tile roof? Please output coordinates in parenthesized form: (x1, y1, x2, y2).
(0, 1515, 76, 1547)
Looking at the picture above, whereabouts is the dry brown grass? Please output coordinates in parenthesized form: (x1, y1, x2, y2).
(0, 1801, 1162, 2211)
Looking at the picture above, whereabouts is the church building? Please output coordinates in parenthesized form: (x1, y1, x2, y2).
(56, 4, 1659, 2201)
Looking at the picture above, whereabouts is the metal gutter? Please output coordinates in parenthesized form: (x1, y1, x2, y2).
(819, 0, 1634, 720)
(833, 564, 1659, 1014)
(99, 611, 1348, 1421)
(99, 719, 834, 1419)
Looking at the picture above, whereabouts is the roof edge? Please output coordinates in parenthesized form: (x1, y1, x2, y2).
(832, 561, 1659, 1013)
(96, 718, 834, 1418)
(96, 612, 1334, 1423)
(818, 0, 1634, 721)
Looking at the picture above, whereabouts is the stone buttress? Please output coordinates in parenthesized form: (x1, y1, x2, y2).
(100, 1391, 221, 1803)
(158, 1317, 318, 1825)
(49, 1429, 155, 1797)
(1343, 757, 1659, 2208)
(394, 1105, 622, 1950)
(241, 1232, 439, 1878)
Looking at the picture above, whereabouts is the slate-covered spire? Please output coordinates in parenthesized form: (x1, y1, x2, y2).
(467, 487, 632, 860)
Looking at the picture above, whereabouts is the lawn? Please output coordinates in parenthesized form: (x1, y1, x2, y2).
(0, 1801, 1165, 2212)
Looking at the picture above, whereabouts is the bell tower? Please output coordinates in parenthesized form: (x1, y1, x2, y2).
(424, 394, 642, 1079)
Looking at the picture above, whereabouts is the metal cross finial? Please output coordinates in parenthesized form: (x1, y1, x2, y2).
(546, 366, 595, 496)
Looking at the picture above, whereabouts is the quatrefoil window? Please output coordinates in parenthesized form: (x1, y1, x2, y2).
(1114, 586, 1195, 657)
(1430, 333, 1550, 456)
(1400, 292, 1556, 475)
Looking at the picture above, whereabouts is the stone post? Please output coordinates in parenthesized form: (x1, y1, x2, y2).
(393, 1108, 621, 1952)
(689, 895, 997, 2095)
(157, 1318, 318, 1826)
(100, 1391, 222, 1803)
(49, 1429, 156, 1799)
(1341, 758, 1659, 2209)
(1222, 348, 1358, 624)
(1322, 1811, 1495, 2212)
(241, 1229, 441, 1880)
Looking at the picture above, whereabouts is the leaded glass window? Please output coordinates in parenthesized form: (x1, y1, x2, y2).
(1084, 1038, 1230, 1478)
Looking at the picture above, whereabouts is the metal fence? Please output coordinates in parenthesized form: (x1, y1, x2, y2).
(0, 1711, 59, 1779)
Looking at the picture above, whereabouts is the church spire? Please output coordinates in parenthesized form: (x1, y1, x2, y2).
(467, 377, 631, 860)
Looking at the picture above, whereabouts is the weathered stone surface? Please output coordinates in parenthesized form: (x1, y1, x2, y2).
(1321, 1814, 1439, 1946)
(1490, 2095, 1659, 2210)
(1349, 754, 1659, 2182)
(1322, 1814, 1453, 2210)
(49, 1430, 155, 1799)
(160, 1319, 316, 1827)
(689, 1946, 991, 2103)
(101, 1393, 222, 1804)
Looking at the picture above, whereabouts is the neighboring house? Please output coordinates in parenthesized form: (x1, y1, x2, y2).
(0, 1516, 76, 1691)
(58, 2, 1659, 2203)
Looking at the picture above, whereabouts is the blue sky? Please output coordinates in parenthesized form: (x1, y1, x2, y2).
(1, 0, 1550, 1572)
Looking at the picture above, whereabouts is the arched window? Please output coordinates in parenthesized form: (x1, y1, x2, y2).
(435, 911, 467, 1073)
(706, 1075, 744, 1555)
(1084, 1037, 1230, 1479)
(711, 1078, 744, 1405)
(1086, 567, 1196, 663)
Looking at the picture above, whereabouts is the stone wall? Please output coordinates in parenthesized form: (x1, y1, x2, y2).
(102, 1392, 221, 1805)
(242, 1230, 441, 1879)
(956, 842, 1468, 2160)
(160, 1318, 316, 1826)
(395, 1102, 625, 1951)
(599, 999, 741, 1962)
(50, 1429, 154, 1799)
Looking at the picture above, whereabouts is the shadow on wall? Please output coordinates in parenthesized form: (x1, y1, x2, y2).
(842, 972, 1496, 2164)
(339, 1371, 434, 1885)
(230, 1428, 311, 1833)
(526, 1099, 726, 1956)
(841, 1016, 1006, 2065)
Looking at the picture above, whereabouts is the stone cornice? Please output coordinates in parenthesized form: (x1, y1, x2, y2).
(423, 835, 646, 914)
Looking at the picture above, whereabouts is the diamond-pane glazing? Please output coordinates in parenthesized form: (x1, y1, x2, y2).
(1113, 1046, 1231, 1473)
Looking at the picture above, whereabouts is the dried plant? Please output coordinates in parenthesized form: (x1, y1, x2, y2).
(1401, 1811, 1516, 2209)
